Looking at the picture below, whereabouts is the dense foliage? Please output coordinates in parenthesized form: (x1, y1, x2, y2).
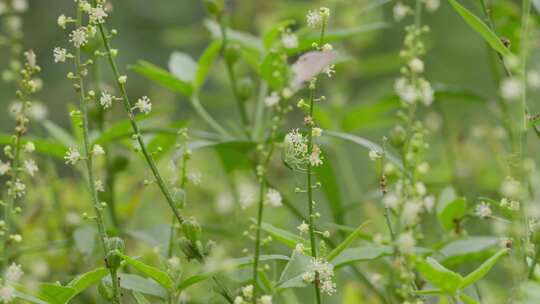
(1, 0, 540, 303)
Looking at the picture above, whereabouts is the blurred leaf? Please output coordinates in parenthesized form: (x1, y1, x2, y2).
(204, 19, 263, 53)
(168, 52, 197, 83)
(448, 0, 511, 56)
(331, 244, 392, 268)
(193, 40, 222, 92)
(147, 120, 188, 161)
(460, 248, 509, 288)
(132, 292, 152, 304)
(277, 251, 312, 289)
(440, 236, 499, 266)
(437, 187, 466, 231)
(460, 294, 480, 304)
(104, 273, 168, 299)
(534, 0, 540, 13)
(126, 224, 171, 248)
(327, 221, 370, 261)
(117, 252, 173, 291)
(259, 51, 289, 89)
(13, 289, 47, 304)
(131, 60, 192, 97)
(0, 135, 66, 159)
(214, 141, 256, 172)
(417, 257, 464, 293)
(42, 120, 77, 148)
(314, 158, 344, 225)
(258, 221, 308, 249)
(341, 96, 399, 131)
(93, 115, 154, 145)
(262, 19, 296, 49)
(73, 225, 96, 258)
(324, 131, 403, 170)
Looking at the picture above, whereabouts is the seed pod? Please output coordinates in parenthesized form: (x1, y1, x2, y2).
(182, 217, 202, 244)
(105, 237, 125, 270)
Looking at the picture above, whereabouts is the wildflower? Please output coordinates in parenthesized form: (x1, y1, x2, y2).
(69, 27, 88, 48)
(260, 295, 273, 304)
(475, 202, 492, 218)
(12, 0, 28, 13)
(89, 5, 108, 24)
(9, 234, 22, 243)
(99, 92, 113, 109)
(0, 285, 15, 303)
(10, 180, 26, 198)
(5, 263, 23, 282)
(321, 43, 333, 52)
(24, 50, 36, 68)
(309, 145, 323, 166)
(397, 232, 416, 254)
(500, 77, 523, 100)
(425, 0, 440, 12)
(0, 161, 10, 176)
(92, 144, 105, 155)
(303, 258, 336, 295)
(312, 127, 322, 137)
(118, 75, 127, 84)
(266, 188, 282, 207)
(393, 2, 410, 21)
(321, 280, 337, 295)
(369, 149, 382, 161)
(239, 182, 256, 209)
(57, 14, 68, 29)
(242, 285, 253, 299)
(188, 172, 202, 185)
(134, 96, 152, 114)
(297, 221, 309, 234)
(264, 92, 280, 107)
(418, 79, 434, 106)
(233, 297, 244, 304)
(306, 10, 322, 27)
(500, 177, 521, 198)
(295, 243, 305, 253)
(23, 159, 38, 177)
(95, 180, 105, 192)
(409, 58, 424, 73)
(324, 64, 336, 78)
(64, 147, 81, 165)
(24, 141, 35, 153)
(395, 78, 417, 104)
(383, 193, 400, 209)
(281, 32, 298, 49)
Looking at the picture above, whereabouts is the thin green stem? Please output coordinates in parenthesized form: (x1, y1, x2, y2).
(74, 8, 120, 304)
(190, 95, 232, 138)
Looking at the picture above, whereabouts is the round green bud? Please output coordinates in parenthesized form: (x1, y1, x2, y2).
(182, 217, 202, 244)
(224, 44, 241, 66)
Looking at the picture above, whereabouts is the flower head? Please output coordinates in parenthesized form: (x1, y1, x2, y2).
(306, 10, 322, 27)
(89, 5, 108, 24)
(0, 285, 15, 303)
(64, 147, 81, 165)
(475, 202, 492, 218)
(134, 96, 152, 114)
(5, 263, 23, 282)
(265, 188, 282, 207)
(69, 27, 88, 48)
(23, 159, 38, 177)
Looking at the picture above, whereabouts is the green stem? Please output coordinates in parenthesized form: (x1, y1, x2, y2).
(74, 8, 121, 304)
(190, 95, 232, 138)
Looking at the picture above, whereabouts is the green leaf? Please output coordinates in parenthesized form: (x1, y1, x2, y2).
(147, 120, 188, 161)
(131, 60, 192, 97)
(116, 252, 174, 291)
(327, 221, 370, 261)
(258, 221, 308, 249)
(448, 0, 511, 56)
(12, 286, 48, 304)
(132, 292, 152, 304)
(67, 267, 110, 295)
(331, 244, 393, 268)
(459, 294, 480, 304)
(436, 187, 466, 231)
(440, 237, 499, 266)
(204, 19, 263, 53)
(415, 289, 445, 296)
(277, 251, 312, 289)
(169, 51, 197, 83)
(104, 273, 168, 299)
(460, 248, 509, 288)
(213, 141, 257, 172)
(42, 120, 77, 148)
(93, 115, 154, 145)
(73, 225, 96, 257)
(417, 257, 464, 293)
(0, 135, 67, 159)
(38, 283, 76, 304)
(262, 19, 296, 49)
(259, 51, 289, 89)
(341, 96, 400, 131)
(193, 40, 222, 92)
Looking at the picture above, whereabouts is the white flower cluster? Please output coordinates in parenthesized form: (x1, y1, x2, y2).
(306, 7, 330, 28)
(475, 202, 492, 218)
(233, 285, 272, 304)
(283, 129, 323, 168)
(393, 0, 439, 22)
(302, 258, 337, 295)
(0, 263, 24, 303)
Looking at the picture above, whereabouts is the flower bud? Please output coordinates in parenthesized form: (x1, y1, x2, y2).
(105, 237, 125, 270)
(204, 0, 224, 18)
(182, 217, 202, 244)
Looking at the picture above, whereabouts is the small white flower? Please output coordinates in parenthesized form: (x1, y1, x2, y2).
(10, 179, 26, 198)
(29, 103, 48, 122)
(242, 285, 253, 299)
(118, 75, 127, 84)
(302, 271, 315, 283)
(297, 221, 309, 234)
(393, 2, 410, 21)
(306, 10, 322, 27)
(369, 149, 382, 161)
(89, 5, 108, 24)
(424, 0, 440, 12)
(312, 127, 322, 137)
(409, 58, 424, 73)
(188, 172, 202, 185)
(0, 285, 15, 303)
(295, 243, 305, 253)
(264, 92, 280, 107)
(57, 14, 68, 29)
(281, 33, 298, 49)
(260, 295, 273, 304)
(23, 159, 38, 177)
(9, 234, 22, 243)
(265, 188, 282, 207)
(92, 144, 105, 155)
(134, 96, 152, 114)
(475, 202, 492, 218)
(324, 64, 336, 78)
(309, 145, 323, 166)
(233, 296, 244, 304)
(383, 193, 400, 209)
(397, 232, 416, 254)
(0, 160, 10, 176)
(500, 77, 523, 100)
(95, 179, 105, 192)
(528, 71, 540, 89)
(418, 79, 434, 106)
(5, 263, 23, 282)
(69, 27, 88, 48)
(99, 92, 114, 109)
(321, 43, 333, 52)
(12, 0, 28, 13)
(64, 147, 81, 165)
(320, 279, 337, 295)
(402, 201, 422, 225)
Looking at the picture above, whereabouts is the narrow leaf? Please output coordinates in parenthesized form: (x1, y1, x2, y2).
(460, 248, 509, 288)
(327, 221, 370, 261)
(117, 252, 174, 291)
